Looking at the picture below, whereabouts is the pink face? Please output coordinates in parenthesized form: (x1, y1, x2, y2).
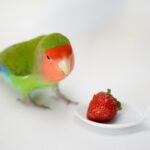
(40, 44, 74, 83)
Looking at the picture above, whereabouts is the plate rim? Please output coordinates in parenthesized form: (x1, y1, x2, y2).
(74, 104, 144, 129)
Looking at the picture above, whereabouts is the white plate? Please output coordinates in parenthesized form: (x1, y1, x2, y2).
(74, 103, 147, 129)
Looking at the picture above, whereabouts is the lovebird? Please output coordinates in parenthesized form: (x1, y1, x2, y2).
(0, 33, 77, 108)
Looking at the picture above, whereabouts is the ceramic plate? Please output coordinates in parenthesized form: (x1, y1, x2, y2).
(74, 103, 146, 129)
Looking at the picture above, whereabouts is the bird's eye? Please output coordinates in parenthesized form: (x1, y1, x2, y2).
(46, 55, 51, 60)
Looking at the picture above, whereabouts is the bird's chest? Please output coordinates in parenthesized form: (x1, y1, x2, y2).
(6, 73, 57, 95)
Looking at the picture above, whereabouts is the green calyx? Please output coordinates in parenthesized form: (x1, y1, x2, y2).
(107, 89, 122, 110)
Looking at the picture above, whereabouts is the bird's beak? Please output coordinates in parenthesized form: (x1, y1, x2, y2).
(58, 58, 70, 75)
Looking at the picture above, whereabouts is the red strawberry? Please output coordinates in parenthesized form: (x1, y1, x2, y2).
(87, 89, 121, 122)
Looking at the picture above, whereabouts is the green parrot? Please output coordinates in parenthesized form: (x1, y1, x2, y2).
(0, 33, 77, 108)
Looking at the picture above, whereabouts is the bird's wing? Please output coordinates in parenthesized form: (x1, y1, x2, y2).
(0, 35, 45, 76)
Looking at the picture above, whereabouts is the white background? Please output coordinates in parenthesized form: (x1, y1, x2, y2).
(0, 0, 150, 150)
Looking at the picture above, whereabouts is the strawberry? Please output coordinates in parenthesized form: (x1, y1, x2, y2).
(87, 89, 121, 122)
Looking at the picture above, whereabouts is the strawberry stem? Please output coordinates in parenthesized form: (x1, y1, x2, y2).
(107, 89, 111, 95)
(116, 101, 122, 110)
(107, 89, 122, 110)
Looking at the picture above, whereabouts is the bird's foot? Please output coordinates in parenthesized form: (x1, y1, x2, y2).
(17, 97, 30, 105)
(30, 95, 51, 109)
(55, 87, 78, 105)
(32, 100, 51, 109)
(17, 95, 51, 109)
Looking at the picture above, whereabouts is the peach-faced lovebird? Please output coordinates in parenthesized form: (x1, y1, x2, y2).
(0, 33, 77, 108)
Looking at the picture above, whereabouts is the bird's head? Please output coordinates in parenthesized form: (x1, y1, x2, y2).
(36, 33, 74, 83)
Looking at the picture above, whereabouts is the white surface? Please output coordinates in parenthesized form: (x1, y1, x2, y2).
(75, 104, 149, 129)
(0, 0, 150, 150)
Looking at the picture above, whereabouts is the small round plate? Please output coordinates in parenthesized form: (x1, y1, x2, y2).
(74, 103, 145, 129)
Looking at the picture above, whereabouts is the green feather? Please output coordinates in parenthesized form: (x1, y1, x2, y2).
(37, 33, 70, 52)
(10, 73, 57, 96)
(0, 35, 45, 75)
